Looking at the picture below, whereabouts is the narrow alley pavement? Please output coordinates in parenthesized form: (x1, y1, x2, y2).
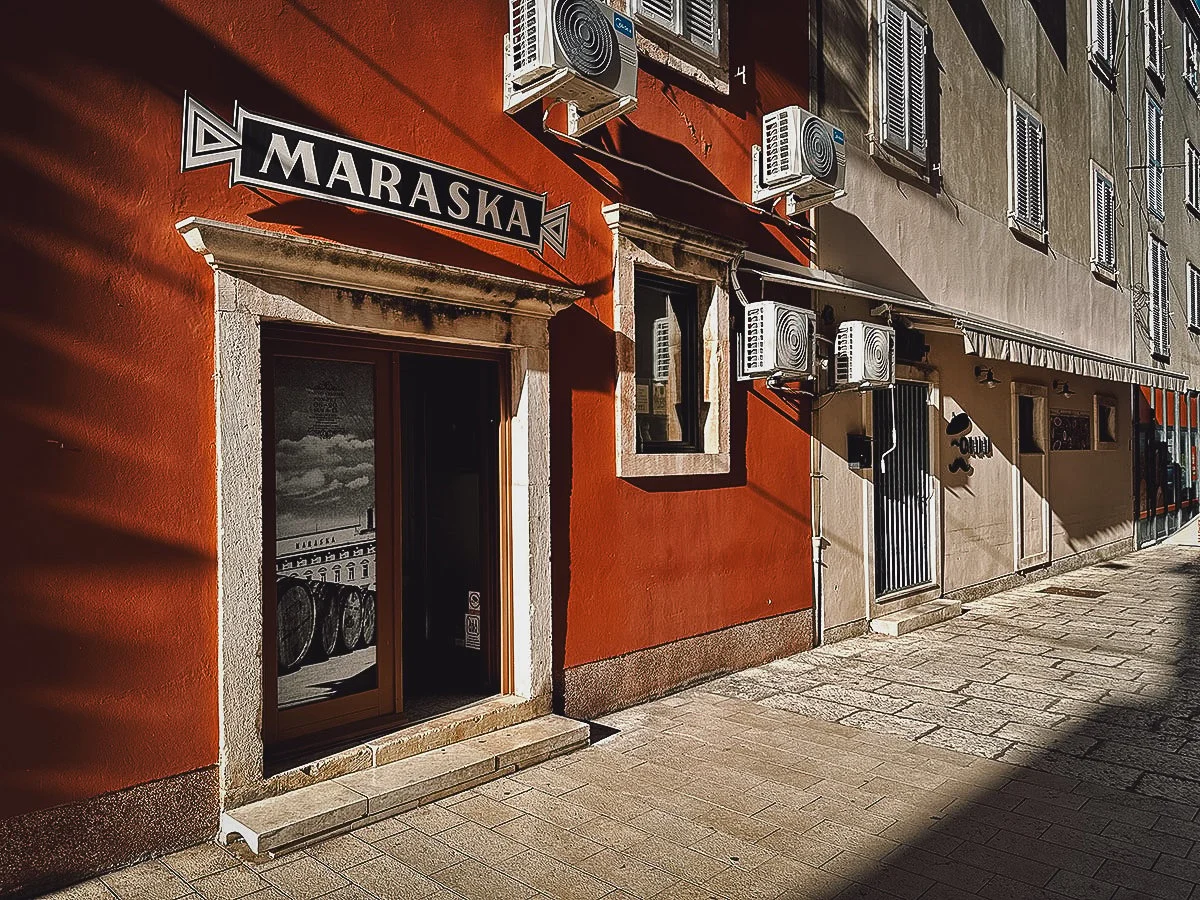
(47, 544, 1200, 900)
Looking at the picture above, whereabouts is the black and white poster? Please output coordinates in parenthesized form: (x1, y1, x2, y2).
(273, 358, 378, 709)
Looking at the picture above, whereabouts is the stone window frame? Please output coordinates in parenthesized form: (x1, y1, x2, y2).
(603, 203, 742, 479)
(613, 0, 731, 95)
(177, 217, 579, 809)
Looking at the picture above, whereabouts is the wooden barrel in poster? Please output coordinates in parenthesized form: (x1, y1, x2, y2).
(276, 577, 315, 673)
(338, 586, 365, 652)
(361, 589, 377, 647)
(307, 581, 342, 662)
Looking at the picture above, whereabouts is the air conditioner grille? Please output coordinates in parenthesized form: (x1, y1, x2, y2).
(834, 329, 851, 383)
(776, 307, 810, 371)
(801, 115, 835, 181)
(511, 0, 540, 72)
(862, 327, 891, 381)
(745, 306, 766, 371)
(763, 112, 791, 181)
(554, 0, 616, 77)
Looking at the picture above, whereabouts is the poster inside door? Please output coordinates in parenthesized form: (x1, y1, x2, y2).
(273, 357, 378, 709)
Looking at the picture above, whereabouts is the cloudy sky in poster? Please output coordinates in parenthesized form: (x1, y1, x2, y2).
(274, 357, 375, 539)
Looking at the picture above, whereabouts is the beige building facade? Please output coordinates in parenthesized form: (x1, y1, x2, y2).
(807, 0, 1191, 640)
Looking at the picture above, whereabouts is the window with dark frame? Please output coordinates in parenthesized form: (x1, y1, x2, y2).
(1019, 395, 1044, 454)
(634, 272, 701, 454)
(879, 0, 929, 163)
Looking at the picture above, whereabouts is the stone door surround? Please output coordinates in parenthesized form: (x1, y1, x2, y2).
(177, 217, 581, 808)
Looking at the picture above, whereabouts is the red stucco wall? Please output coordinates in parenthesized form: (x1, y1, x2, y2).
(2, 0, 810, 819)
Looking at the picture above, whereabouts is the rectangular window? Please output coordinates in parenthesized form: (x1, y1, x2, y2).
(1018, 395, 1044, 454)
(1094, 394, 1119, 449)
(1189, 262, 1200, 332)
(1092, 163, 1117, 275)
(1147, 94, 1164, 220)
(1148, 235, 1170, 361)
(1146, 0, 1163, 77)
(1090, 0, 1116, 75)
(631, 0, 721, 60)
(1188, 142, 1200, 213)
(879, 0, 929, 162)
(1009, 93, 1046, 240)
(634, 272, 700, 453)
(1187, 22, 1200, 95)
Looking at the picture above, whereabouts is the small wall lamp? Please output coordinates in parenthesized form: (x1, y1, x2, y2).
(1053, 379, 1074, 398)
(974, 366, 1000, 388)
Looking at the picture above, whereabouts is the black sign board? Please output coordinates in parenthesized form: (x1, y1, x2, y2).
(180, 93, 570, 257)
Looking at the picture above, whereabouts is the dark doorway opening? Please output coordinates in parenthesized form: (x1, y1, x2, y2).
(401, 353, 502, 722)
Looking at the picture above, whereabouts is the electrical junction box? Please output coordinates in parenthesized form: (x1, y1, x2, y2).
(847, 433, 872, 470)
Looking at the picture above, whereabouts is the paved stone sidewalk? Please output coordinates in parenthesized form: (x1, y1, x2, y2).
(43, 544, 1200, 900)
(709, 544, 1200, 809)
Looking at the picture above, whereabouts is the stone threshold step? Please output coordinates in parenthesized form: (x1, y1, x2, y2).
(220, 714, 589, 854)
(870, 598, 961, 637)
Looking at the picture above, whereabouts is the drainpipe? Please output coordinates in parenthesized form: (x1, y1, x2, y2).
(811, 408, 825, 646)
(1123, 0, 1139, 543)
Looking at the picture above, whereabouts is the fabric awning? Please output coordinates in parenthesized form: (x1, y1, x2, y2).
(739, 252, 1188, 393)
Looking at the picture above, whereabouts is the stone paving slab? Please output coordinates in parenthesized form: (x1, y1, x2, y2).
(41, 544, 1200, 900)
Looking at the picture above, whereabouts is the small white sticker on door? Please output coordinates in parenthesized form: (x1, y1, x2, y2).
(465, 612, 481, 650)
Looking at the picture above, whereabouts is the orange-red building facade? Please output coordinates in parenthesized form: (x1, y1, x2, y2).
(1, 2, 816, 892)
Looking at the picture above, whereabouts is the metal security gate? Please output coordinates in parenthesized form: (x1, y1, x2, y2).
(873, 381, 933, 596)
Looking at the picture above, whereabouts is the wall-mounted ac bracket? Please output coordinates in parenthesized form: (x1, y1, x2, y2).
(786, 188, 846, 216)
(568, 95, 638, 137)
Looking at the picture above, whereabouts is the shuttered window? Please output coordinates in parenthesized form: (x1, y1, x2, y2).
(1093, 164, 1117, 275)
(1091, 0, 1116, 74)
(1189, 263, 1200, 332)
(1009, 94, 1046, 239)
(1146, 0, 1163, 77)
(1148, 235, 1170, 361)
(1187, 22, 1200, 95)
(1188, 141, 1200, 212)
(879, 0, 929, 162)
(1147, 94, 1164, 220)
(631, 0, 721, 59)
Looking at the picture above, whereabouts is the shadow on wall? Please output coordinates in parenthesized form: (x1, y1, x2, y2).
(835, 550, 1200, 898)
(948, 0, 1005, 81)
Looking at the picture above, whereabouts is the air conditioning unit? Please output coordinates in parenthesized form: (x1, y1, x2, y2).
(752, 106, 847, 212)
(741, 301, 817, 380)
(833, 321, 895, 389)
(504, 0, 638, 136)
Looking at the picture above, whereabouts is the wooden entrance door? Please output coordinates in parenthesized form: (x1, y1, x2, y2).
(262, 334, 400, 750)
(1012, 383, 1050, 570)
(261, 326, 505, 761)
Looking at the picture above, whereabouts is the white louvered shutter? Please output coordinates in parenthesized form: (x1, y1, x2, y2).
(510, 0, 541, 73)
(906, 14, 928, 159)
(1189, 264, 1200, 330)
(1147, 95, 1164, 219)
(637, 0, 677, 29)
(1094, 169, 1116, 272)
(1092, 0, 1115, 68)
(1012, 102, 1045, 234)
(881, 2, 909, 152)
(880, 1, 928, 161)
(682, 0, 719, 57)
(1146, 0, 1163, 76)
(1188, 143, 1200, 210)
(1187, 25, 1199, 93)
(1149, 237, 1170, 359)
